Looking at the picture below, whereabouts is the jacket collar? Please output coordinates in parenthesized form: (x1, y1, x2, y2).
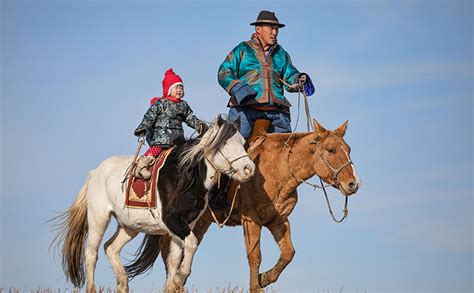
(162, 96, 183, 103)
(250, 33, 277, 53)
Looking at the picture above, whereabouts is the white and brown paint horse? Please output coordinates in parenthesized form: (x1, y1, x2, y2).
(126, 119, 360, 292)
(51, 116, 255, 292)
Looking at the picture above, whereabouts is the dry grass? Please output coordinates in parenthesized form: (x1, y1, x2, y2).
(0, 287, 279, 293)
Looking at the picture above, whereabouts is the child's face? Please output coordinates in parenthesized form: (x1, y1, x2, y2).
(170, 85, 184, 99)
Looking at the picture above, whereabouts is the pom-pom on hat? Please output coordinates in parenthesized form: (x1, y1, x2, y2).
(150, 97, 159, 105)
(162, 68, 183, 97)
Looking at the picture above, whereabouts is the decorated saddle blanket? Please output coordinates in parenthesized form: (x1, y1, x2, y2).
(125, 148, 174, 208)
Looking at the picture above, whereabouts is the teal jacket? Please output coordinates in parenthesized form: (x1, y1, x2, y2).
(218, 34, 301, 108)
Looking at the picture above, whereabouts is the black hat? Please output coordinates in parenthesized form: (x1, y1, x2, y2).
(250, 10, 285, 28)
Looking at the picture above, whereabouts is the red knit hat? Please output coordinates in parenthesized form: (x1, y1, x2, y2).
(162, 68, 183, 97)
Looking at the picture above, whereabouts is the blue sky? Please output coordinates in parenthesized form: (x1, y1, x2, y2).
(1, 0, 472, 292)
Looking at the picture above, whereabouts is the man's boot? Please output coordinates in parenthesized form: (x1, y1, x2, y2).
(208, 174, 230, 210)
(134, 156, 154, 180)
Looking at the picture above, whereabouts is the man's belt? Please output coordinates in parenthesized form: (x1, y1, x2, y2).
(248, 104, 289, 112)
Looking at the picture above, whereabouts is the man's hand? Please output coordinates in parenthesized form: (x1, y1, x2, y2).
(299, 74, 307, 85)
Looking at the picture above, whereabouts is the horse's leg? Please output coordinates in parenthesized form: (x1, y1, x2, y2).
(175, 231, 198, 287)
(159, 235, 172, 275)
(164, 236, 184, 292)
(104, 226, 138, 293)
(242, 218, 264, 293)
(259, 219, 295, 288)
(85, 210, 111, 293)
(160, 218, 212, 278)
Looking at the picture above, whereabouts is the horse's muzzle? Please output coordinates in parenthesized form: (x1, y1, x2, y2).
(239, 164, 255, 182)
(340, 180, 360, 196)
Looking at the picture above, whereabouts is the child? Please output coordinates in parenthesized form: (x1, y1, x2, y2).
(134, 68, 208, 179)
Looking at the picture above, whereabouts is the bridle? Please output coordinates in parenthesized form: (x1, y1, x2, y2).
(215, 148, 250, 176)
(205, 143, 250, 177)
(309, 137, 354, 188)
(285, 132, 353, 223)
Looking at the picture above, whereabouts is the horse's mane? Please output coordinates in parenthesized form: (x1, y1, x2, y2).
(265, 132, 312, 141)
(179, 119, 238, 169)
(174, 118, 238, 197)
(248, 132, 313, 157)
(172, 138, 204, 198)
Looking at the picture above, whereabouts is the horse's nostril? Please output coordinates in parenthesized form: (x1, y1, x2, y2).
(348, 182, 356, 190)
(244, 166, 252, 176)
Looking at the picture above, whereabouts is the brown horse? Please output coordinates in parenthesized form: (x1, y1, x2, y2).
(126, 119, 360, 292)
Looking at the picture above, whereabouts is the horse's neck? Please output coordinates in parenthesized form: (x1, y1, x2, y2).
(259, 133, 317, 194)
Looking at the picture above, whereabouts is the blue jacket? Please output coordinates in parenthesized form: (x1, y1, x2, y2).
(218, 34, 301, 108)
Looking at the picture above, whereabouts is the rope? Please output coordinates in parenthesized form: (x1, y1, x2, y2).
(281, 78, 349, 223)
(208, 184, 241, 228)
(320, 177, 349, 223)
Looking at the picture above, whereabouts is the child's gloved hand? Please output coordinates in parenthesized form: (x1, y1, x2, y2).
(196, 121, 209, 136)
(134, 128, 146, 137)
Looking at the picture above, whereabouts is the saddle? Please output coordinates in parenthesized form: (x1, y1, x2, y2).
(125, 148, 173, 208)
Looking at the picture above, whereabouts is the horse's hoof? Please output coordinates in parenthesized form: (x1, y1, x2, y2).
(116, 285, 129, 293)
(259, 271, 277, 288)
(250, 288, 265, 293)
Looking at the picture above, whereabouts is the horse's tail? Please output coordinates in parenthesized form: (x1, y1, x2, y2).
(124, 234, 162, 280)
(50, 171, 93, 288)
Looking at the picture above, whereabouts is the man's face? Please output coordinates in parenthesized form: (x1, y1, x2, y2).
(256, 25, 279, 48)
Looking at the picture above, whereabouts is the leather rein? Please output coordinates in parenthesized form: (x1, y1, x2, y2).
(282, 84, 351, 223)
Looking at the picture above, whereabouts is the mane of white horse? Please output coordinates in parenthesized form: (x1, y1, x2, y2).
(179, 121, 224, 169)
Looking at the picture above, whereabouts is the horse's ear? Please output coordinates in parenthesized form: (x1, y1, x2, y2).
(216, 114, 224, 127)
(234, 116, 241, 130)
(313, 119, 327, 139)
(335, 120, 349, 137)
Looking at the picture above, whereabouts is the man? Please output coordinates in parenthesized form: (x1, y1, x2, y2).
(217, 10, 314, 140)
(209, 10, 314, 208)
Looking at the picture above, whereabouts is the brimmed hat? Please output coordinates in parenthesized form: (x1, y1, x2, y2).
(250, 10, 285, 28)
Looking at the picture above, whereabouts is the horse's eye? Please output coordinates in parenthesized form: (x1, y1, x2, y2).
(327, 148, 335, 154)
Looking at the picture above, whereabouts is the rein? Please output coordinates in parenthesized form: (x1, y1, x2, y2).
(208, 183, 241, 228)
(281, 79, 350, 223)
(217, 149, 250, 176)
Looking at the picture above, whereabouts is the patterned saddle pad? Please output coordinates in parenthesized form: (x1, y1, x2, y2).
(125, 148, 173, 208)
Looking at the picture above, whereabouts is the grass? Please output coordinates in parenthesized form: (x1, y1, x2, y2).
(0, 287, 279, 293)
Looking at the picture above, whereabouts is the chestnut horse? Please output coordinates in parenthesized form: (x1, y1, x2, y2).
(126, 119, 360, 292)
